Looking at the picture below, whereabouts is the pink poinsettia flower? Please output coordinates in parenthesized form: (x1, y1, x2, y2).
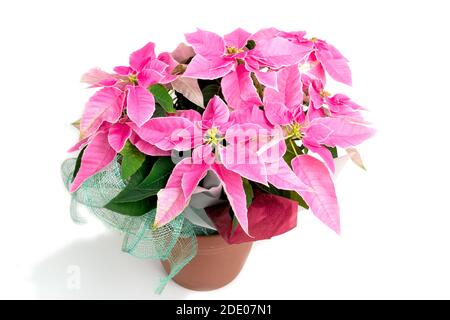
(304, 76, 364, 119)
(225, 125, 311, 196)
(79, 42, 173, 137)
(137, 96, 249, 233)
(69, 119, 170, 192)
(183, 28, 311, 109)
(278, 31, 352, 86)
(263, 65, 375, 233)
(265, 66, 374, 172)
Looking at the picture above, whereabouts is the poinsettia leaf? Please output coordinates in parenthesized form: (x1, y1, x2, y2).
(202, 84, 221, 106)
(283, 138, 302, 167)
(111, 157, 175, 203)
(152, 104, 167, 118)
(326, 146, 339, 159)
(286, 190, 309, 209)
(106, 157, 152, 206)
(346, 147, 367, 171)
(255, 182, 281, 196)
(149, 84, 176, 113)
(104, 197, 156, 216)
(120, 142, 146, 180)
(243, 178, 254, 208)
(231, 212, 239, 234)
(72, 147, 86, 182)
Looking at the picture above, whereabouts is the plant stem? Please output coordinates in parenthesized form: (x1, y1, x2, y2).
(290, 139, 299, 156)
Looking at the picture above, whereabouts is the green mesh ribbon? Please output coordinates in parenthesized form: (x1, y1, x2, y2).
(61, 157, 215, 294)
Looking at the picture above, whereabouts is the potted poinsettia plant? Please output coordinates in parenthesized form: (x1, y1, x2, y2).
(62, 27, 374, 292)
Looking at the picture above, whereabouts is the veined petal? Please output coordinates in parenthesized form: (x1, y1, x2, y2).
(202, 95, 230, 127)
(316, 41, 352, 86)
(171, 77, 204, 108)
(308, 81, 325, 109)
(264, 65, 302, 110)
(266, 158, 310, 192)
(253, 69, 278, 90)
(107, 123, 132, 152)
(80, 87, 123, 139)
(81, 68, 117, 87)
(126, 86, 156, 127)
(113, 66, 132, 75)
(129, 117, 195, 151)
(68, 137, 89, 153)
(211, 164, 249, 235)
(219, 145, 268, 185)
(224, 28, 251, 49)
(292, 155, 340, 234)
(155, 187, 189, 227)
(183, 55, 234, 79)
(181, 164, 210, 199)
(309, 117, 376, 148)
(185, 29, 225, 57)
(253, 37, 311, 68)
(302, 141, 336, 173)
(251, 28, 281, 42)
(137, 69, 164, 88)
(171, 43, 195, 63)
(230, 107, 273, 129)
(221, 65, 262, 109)
(264, 102, 293, 126)
(155, 154, 210, 227)
(129, 42, 156, 71)
(70, 131, 116, 192)
(129, 133, 171, 156)
(175, 109, 202, 123)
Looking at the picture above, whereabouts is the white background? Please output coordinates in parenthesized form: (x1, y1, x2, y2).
(0, 0, 449, 299)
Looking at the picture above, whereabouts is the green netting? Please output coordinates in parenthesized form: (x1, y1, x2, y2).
(61, 157, 216, 294)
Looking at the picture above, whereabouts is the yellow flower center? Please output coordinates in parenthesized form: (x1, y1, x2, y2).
(226, 46, 244, 55)
(128, 74, 138, 85)
(320, 90, 331, 98)
(204, 127, 222, 146)
(288, 122, 304, 140)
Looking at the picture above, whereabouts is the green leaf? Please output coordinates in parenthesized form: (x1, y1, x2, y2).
(202, 84, 220, 106)
(256, 183, 281, 196)
(149, 84, 176, 113)
(326, 146, 338, 159)
(72, 147, 86, 182)
(109, 157, 175, 203)
(256, 182, 309, 209)
(152, 103, 167, 118)
(245, 39, 256, 50)
(283, 139, 299, 168)
(287, 191, 309, 210)
(243, 178, 254, 208)
(104, 158, 154, 216)
(120, 142, 146, 180)
(104, 197, 156, 216)
(231, 214, 239, 234)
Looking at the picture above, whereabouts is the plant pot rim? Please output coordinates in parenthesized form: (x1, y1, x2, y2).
(194, 232, 252, 254)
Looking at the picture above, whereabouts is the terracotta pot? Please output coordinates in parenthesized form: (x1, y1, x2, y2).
(161, 234, 253, 291)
